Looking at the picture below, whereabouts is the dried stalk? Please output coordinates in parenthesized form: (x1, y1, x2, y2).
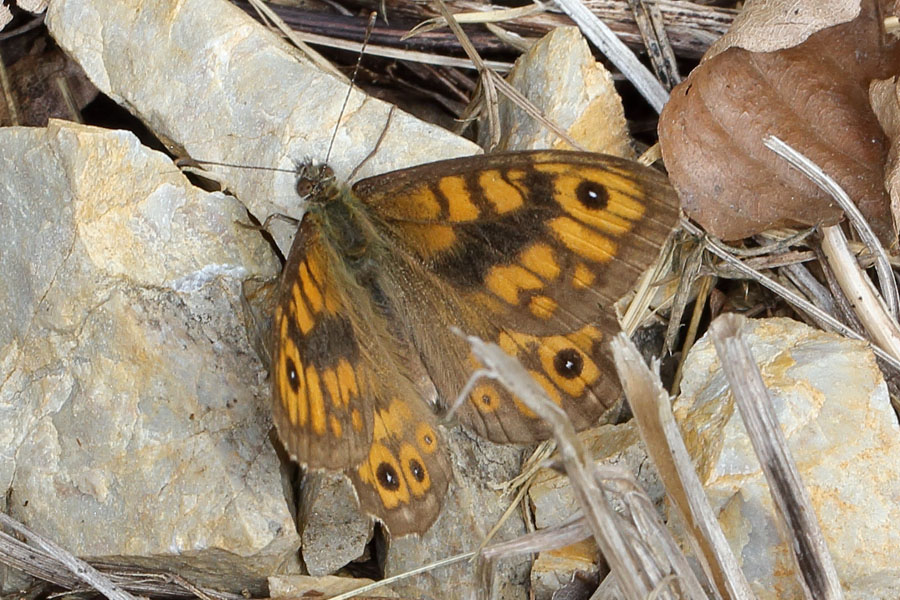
(611, 334, 753, 600)
(681, 218, 900, 375)
(0, 513, 137, 600)
(554, 0, 668, 112)
(709, 314, 843, 600)
(763, 135, 900, 320)
(625, 0, 681, 90)
(458, 334, 680, 600)
(820, 224, 900, 360)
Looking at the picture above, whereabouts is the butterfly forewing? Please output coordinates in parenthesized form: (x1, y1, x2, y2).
(272, 199, 451, 536)
(352, 150, 679, 443)
(271, 215, 375, 470)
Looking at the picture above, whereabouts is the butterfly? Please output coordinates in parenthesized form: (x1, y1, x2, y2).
(270, 150, 678, 536)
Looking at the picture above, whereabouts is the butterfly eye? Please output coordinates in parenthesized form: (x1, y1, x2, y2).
(376, 462, 401, 491)
(296, 179, 315, 197)
(553, 348, 584, 379)
(575, 180, 609, 210)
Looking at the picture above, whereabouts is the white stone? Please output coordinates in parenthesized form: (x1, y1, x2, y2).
(529, 422, 663, 529)
(482, 26, 632, 156)
(675, 317, 900, 599)
(0, 121, 293, 592)
(45, 0, 480, 254)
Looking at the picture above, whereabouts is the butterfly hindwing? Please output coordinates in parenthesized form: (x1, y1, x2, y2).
(347, 394, 449, 537)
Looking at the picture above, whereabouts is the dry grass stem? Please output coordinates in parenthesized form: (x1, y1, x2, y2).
(620, 232, 677, 336)
(0, 47, 18, 126)
(590, 465, 708, 600)
(681, 218, 900, 374)
(763, 135, 900, 320)
(0, 522, 242, 600)
(670, 273, 712, 393)
(637, 142, 662, 166)
(709, 314, 843, 600)
(247, 0, 346, 79)
(820, 224, 900, 360)
(813, 243, 869, 334)
(480, 515, 592, 559)
(433, 0, 583, 149)
(405, 3, 547, 38)
(625, 0, 681, 90)
(611, 334, 754, 600)
(780, 262, 838, 316)
(253, 0, 514, 72)
(554, 0, 668, 111)
(645, 0, 680, 86)
(663, 239, 702, 354)
(0, 513, 137, 600)
(716, 228, 815, 258)
(741, 249, 815, 270)
(483, 22, 534, 52)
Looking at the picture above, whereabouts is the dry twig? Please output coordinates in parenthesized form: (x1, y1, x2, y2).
(709, 314, 843, 600)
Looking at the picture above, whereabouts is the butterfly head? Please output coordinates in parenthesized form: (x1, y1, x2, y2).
(295, 162, 341, 205)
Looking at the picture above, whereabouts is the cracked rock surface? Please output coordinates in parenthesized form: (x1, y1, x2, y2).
(0, 121, 295, 592)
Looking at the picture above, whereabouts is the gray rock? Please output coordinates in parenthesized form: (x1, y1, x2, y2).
(45, 0, 480, 255)
(0, 121, 293, 592)
(480, 26, 632, 156)
(675, 317, 900, 599)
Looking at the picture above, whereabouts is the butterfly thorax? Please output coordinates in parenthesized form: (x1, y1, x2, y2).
(299, 164, 376, 262)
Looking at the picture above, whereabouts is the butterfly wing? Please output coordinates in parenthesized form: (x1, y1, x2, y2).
(271, 214, 450, 535)
(352, 150, 679, 443)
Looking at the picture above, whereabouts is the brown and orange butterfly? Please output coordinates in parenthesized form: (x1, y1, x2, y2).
(270, 150, 678, 536)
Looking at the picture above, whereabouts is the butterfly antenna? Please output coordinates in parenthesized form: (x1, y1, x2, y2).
(324, 11, 378, 166)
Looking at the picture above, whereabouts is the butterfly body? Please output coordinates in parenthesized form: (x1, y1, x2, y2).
(271, 150, 678, 536)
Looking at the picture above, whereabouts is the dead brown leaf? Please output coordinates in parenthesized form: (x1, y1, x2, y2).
(659, 0, 900, 243)
(707, 0, 861, 56)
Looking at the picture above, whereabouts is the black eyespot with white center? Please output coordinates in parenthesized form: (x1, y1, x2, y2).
(377, 462, 401, 491)
(286, 357, 300, 392)
(408, 459, 426, 483)
(553, 348, 584, 379)
(576, 180, 609, 210)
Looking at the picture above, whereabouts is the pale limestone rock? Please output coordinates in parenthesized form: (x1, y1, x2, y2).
(298, 471, 372, 577)
(45, 0, 479, 255)
(675, 317, 900, 600)
(383, 427, 530, 600)
(481, 26, 632, 156)
(0, 121, 293, 592)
